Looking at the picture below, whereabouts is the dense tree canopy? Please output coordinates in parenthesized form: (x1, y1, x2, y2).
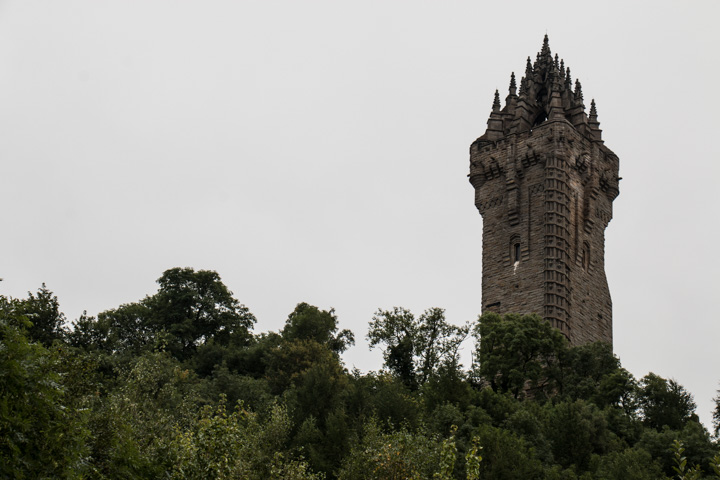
(1, 269, 719, 479)
(368, 307, 468, 389)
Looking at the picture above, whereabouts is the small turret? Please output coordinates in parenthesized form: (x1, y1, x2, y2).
(574, 79, 584, 106)
(480, 90, 504, 141)
(588, 99, 603, 142)
(492, 89, 501, 112)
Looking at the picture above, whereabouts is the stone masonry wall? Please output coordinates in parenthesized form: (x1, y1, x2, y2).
(470, 119, 618, 345)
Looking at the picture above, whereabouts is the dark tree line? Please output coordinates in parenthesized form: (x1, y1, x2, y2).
(1, 267, 720, 479)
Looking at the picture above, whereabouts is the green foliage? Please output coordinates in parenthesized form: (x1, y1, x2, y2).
(71, 267, 256, 365)
(282, 303, 354, 354)
(0, 298, 88, 479)
(638, 373, 697, 431)
(558, 342, 635, 411)
(473, 312, 567, 399)
(337, 418, 443, 480)
(710, 451, 720, 477)
(345, 371, 422, 431)
(368, 307, 467, 389)
(168, 401, 321, 479)
(434, 425, 458, 480)
(470, 423, 543, 479)
(5, 270, 720, 480)
(671, 439, 702, 480)
(464, 436, 483, 480)
(11, 284, 67, 346)
(591, 447, 665, 480)
(80, 350, 209, 478)
(545, 399, 610, 471)
(637, 422, 716, 477)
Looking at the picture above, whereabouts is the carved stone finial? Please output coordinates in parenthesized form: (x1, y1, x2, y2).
(542, 34, 550, 56)
(492, 89, 501, 111)
(574, 79, 584, 104)
(509, 72, 517, 95)
(590, 99, 598, 118)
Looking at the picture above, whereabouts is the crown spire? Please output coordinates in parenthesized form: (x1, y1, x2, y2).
(574, 79, 584, 105)
(541, 34, 550, 57)
(588, 98, 602, 141)
(509, 72, 517, 96)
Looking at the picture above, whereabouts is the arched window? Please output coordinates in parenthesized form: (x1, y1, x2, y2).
(581, 242, 590, 270)
(510, 236, 521, 264)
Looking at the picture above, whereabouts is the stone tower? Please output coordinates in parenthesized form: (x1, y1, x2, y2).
(468, 36, 620, 346)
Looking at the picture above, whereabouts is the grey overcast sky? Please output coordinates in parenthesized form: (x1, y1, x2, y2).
(1, 1, 718, 426)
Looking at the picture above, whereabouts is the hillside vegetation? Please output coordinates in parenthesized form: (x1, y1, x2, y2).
(1, 267, 719, 479)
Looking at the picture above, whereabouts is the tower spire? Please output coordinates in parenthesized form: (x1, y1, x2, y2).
(574, 79, 584, 105)
(588, 98, 603, 141)
(492, 89, 501, 112)
(541, 34, 550, 57)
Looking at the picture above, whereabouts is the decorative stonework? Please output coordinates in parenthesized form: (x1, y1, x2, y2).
(468, 36, 620, 346)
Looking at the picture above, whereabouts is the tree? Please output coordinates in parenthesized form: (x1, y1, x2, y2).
(368, 307, 416, 386)
(282, 302, 354, 354)
(638, 373, 697, 431)
(168, 402, 322, 480)
(473, 312, 567, 399)
(0, 296, 88, 478)
(149, 267, 256, 360)
(470, 424, 543, 479)
(713, 385, 719, 438)
(337, 418, 444, 480)
(368, 307, 468, 388)
(545, 399, 609, 472)
(558, 341, 637, 411)
(592, 447, 665, 480)
(71, 267, 256, 364)
(11, 284, 67, 346)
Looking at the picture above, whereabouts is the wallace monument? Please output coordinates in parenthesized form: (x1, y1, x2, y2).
(469, 36, 620, 346)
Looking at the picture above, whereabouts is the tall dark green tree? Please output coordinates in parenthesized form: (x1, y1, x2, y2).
(638, 373, 697, 431)
(368, 307, 467, 388)
(70, 267, 256, 363)
(149, 267, 256, 360)
(0, 296, 88, 478)
(282, 302, 354, 354)
(12, 284, 67, 346)
(473, 312, 567, 399)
